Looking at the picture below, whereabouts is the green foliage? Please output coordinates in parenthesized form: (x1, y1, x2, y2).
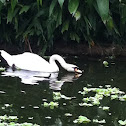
(0, 115, 39, 126)
(0, 0, 126, 54)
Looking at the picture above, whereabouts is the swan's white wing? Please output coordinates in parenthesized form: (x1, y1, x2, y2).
(12, 52, 53, 72)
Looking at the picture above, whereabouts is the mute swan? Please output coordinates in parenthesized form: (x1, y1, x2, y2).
(0, 50, 82, 73)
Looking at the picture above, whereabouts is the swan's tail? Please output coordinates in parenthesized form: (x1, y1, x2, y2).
(0, 50, 13, 66)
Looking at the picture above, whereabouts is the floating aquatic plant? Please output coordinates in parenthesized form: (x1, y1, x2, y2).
(103, 61, 109, 67)
(102, 106, 110, 111)
(53, 92, 61, 100)
(99, 106, 110, 111)
(0, 115, 39, 126)
(119, 95, 126, 101)
(118, 120, 126, 125)
(111, 94, 118, 100)
(0, 115, 18, 121)
(73, 116, 91, 124)
(93, 119, 106, 124)
(53, 92, 73, 101)
(64, 113, 72, 117)
(43, 101, 59, 109)
(79, 86, 125, 107)
(0, 67, 5, 71)
(0, 122, 39, 126)
(79, 103, 93, 107)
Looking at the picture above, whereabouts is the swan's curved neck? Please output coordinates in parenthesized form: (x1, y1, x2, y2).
(49, 55, 67, 71)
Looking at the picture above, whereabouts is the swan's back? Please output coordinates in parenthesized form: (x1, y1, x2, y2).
(12, 52, 51, 71)
(0, 50, 51, 72)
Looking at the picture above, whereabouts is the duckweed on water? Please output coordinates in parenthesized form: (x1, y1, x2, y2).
(0, 122, 39, 126)
(79, 86, 125, 107)
(73, 116, 91, 124)
(53, 92, 74, 100)
(99, 106, 110, 111)
(103, 61, 109, 67)
(64, 113, 72, 117)
(0, 115, 18, 121)
(118, 120, 126, 125)
(0, 115, 39, 126)
(93, 119, 106, 124)
(43, 101, 59, 109)
(0, 67, 5, 71)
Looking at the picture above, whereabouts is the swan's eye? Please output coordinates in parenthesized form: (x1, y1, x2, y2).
(74, 67, 79, 72)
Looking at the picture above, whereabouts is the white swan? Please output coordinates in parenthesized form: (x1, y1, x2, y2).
(0, 50, 82, 73)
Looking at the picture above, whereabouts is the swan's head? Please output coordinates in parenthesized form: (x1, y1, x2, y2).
(66, 64, 82, 74)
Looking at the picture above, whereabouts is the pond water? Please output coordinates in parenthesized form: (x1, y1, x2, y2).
(0, 57, 126, 126)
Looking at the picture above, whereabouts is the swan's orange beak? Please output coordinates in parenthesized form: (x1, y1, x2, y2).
(74, 67, 83, 74)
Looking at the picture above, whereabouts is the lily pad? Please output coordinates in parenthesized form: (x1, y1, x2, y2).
(73, 116, 91, 124)
(0, 67, 5, 71)
(118, 120, 126, 125)
(93, 119, 106, 124)
(103, 61, 109, 67)
(64, 113, 72, 117)
(43, 101, 59, 109)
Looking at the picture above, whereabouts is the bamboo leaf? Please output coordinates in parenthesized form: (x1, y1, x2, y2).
(68, 0, 79, 15)
(0, 2, 3, 24)
(37, 0, 39, 8)
(11, 0, 17, 13)
(7, 8, 19, 23)
(14, 17, 18, 32)
(75, 33, 80, 43)
(19, 5, 30, 15)
(61, 20, 69, 33)
(58, 0, 64, 9)
(56, 8, 62, 27)
(40, 0, 42, 6)
(70, 32, 80, 42)
(49, 0, 57, 16)
(96, 0, 109, 22)
(0, 0, 5, 4)
(7, 8, 13, 23)
(74, 10, 81, 21)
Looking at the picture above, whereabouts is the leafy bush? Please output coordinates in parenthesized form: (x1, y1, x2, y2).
(0, 0, 126, 54)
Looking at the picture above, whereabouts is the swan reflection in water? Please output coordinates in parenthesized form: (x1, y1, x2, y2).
(1, 68, 82, 90)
